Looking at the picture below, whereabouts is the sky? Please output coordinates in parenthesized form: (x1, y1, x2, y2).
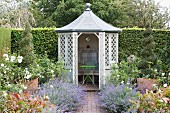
(154, 0, 170, 7)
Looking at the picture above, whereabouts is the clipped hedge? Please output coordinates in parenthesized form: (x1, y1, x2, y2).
(11, 28, 170, 62)
(119, 28, 170, 62)
(11, 28, 58, 59)
(0, 27, 11, 57)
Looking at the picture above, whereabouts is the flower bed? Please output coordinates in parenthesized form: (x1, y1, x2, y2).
(36, 79, 86, 112)
(98, 84, 138, 113)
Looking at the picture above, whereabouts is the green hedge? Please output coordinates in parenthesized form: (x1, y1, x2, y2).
(119, 28, 170, 62)
(11, 28, 170, 62)
(0, 27, 11, 57)
(11, 28, 58, 59)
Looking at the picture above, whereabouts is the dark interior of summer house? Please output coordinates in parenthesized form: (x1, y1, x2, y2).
(78, 34, 99, 91)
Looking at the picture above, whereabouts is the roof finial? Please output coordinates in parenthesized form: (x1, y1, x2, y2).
(86, 3, 91, 11)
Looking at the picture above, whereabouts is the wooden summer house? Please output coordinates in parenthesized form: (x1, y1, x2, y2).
(55, 3, 122, 89)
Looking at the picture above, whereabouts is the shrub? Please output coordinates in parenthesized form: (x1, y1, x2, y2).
(0, 91, 54, 112)
(138, 23, 157, 78)
(0, 53, 26, 92)
(35, 54, 67, 84)
(19, 21, 36, 67)
(36, 79, 85, 112)
(98, 84, 139, 113)
(129, 86, 170, 113)
(109, 58, 139, 85)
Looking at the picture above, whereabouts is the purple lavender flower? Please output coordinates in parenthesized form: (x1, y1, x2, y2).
(98, 84, 138, 113)
(36, 78, 85, 112)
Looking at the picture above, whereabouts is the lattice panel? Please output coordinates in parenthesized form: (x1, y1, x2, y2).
(110, 34, 117, 62)
(105, 34, 109, 67)
(59, 34, 66, 64)
(66, 34, 73, 67)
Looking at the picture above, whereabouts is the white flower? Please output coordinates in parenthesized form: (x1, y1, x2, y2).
(25, 74, 32, 79)
(159, 99, 164, 103)
(6, 68, 9, 70)
(51, 69, 54, 73)
(4, 71, 6, 74)
(17, 56, 23, 63)
(7, 84, 11, 87)
(121, 81, 124, 84)
(19, 90, 22, 93)
(50, 85, 54, 88)
(169, 73, 170, 76)
(26, 70, 30, 75)
(10, 56, 16, 62)
(162, 73, 165, 76)
(163, 84, 167, 88)
(37, 64, 39, 67)
(117, 75, 120, 77)
(5, 57, 9, 61)
(154, 69, 157, 72)
(1, 63, 4, 67)
(45, 96, 49, 100)
(2, 91, 8, 97)
(3, 54, 8, 58)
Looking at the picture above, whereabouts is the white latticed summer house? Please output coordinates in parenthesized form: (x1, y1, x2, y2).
(55, 3, 122, 89)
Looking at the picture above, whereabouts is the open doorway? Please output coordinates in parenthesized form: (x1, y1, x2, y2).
(78, 33, 99, 90)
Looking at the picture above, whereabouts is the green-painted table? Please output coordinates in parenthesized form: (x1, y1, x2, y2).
(80, 65, 97, 85)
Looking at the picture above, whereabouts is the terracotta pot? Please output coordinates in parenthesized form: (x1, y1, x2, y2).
(25, 78, 38, 91)
(137, 78, 158, 92)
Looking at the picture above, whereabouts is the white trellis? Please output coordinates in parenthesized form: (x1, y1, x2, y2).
(56, 3, 121, 89)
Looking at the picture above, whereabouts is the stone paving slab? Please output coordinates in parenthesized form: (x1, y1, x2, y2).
(75, 92, 108, 113)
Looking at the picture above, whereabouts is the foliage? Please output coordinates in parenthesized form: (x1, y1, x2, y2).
(0, 91, 54, 112)
(98, 84, 139, 113)
(0, 53, 55, 92)
(0, 54, 26, 92)
(122, 0, 170, 29)
(129, 87, 170, 113)
(31, 0, 170, 29)
(19, 21, 36, 67)
(0, 0, 35, 28)
(11, 28, 58, 60)
(109, 56, 139, 85)
(0, 27, 11, 57)
(36, 79, 85, 112)
(138, 23, 157, 78)
(35, 54, 67, 84)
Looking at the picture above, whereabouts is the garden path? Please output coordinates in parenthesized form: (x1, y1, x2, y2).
(75, 92, 108, 113)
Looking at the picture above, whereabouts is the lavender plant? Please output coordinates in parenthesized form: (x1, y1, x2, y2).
(98, 84, 139, 113)
(36, 79, 85, 112)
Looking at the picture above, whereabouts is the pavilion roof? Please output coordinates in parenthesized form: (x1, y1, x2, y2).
(55, 3, 122, 33)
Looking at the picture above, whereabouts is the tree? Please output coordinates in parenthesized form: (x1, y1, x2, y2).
(32, 0, 170, 29)
(122, 0, 170, 29)
(19, 21, 36, 67)
(138, 22, 157, 78)
(0, 0, 35, 28)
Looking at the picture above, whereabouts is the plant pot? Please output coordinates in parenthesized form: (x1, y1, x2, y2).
(25, 78, 38, 91)
(137, 78, 158, 93)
